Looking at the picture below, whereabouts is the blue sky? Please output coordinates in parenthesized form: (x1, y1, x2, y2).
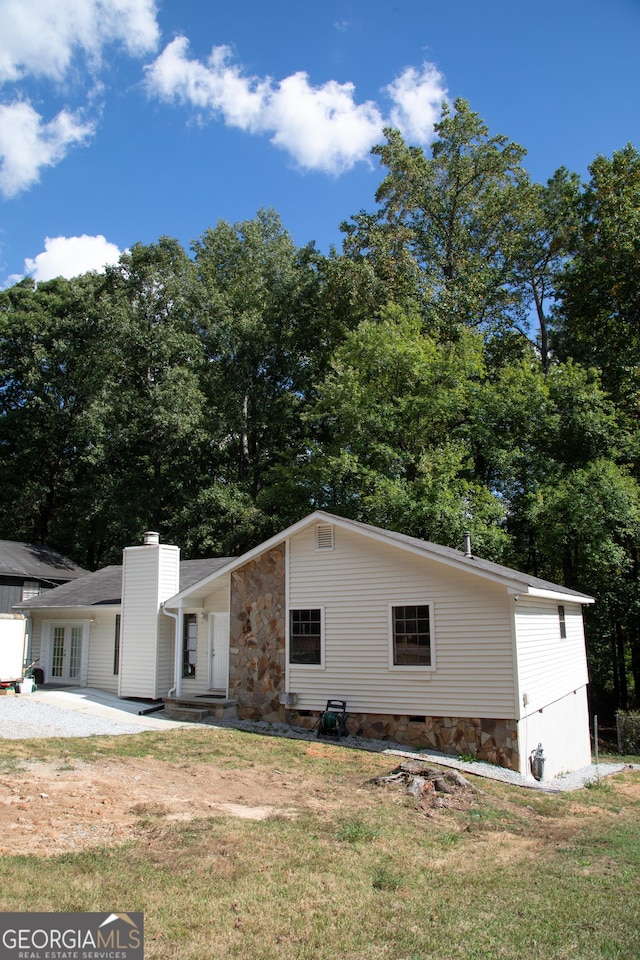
(0, 0, 639, 286)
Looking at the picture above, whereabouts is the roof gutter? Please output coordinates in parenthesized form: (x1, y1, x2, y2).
(524, 586, 595, 604)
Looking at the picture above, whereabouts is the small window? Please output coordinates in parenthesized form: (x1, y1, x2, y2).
(113, 614, 121, 675)
(558, 605, 567, 639)
(290, 609, 322, 664)
(183, 613, 198, 678)
(391, 604, 432, 666)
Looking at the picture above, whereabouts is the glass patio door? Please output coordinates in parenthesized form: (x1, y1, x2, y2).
(50, 624, 83, 682)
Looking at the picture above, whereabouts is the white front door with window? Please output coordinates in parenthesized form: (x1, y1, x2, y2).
(42, 621, 88, 685)
(208, 613, 229, 693)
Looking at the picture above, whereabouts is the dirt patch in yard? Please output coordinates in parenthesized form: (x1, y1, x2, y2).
(2, 750, 637, 860)
(0, 756, 329, 856)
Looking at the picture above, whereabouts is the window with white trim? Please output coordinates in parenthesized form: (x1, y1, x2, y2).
(289, 608, 323, 664)
(558, 605, 567, 639)
(390, 603, 433, 666)
(183, 613, 197, 678)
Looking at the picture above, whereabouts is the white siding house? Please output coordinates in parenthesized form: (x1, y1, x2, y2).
(164, 511, 595, 777)
(18, 514, 595, 778)
(176, 577, 231, 699)
(23, 565, 123, 691)
(17, 544, 230, 701)
(514, 597, 592, 777)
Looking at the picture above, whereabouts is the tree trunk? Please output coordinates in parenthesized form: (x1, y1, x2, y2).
(612, 630, 621, 706)
(239, 393, 249, 483)
(532, 277, 550, 373)
(615, 619, 629, 709)
(152, 453, 162, 530)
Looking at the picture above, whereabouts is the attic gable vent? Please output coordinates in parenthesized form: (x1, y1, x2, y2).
(315, 523, 334, 551)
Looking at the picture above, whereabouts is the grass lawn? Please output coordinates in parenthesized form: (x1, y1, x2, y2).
(1, 728, 639, 960)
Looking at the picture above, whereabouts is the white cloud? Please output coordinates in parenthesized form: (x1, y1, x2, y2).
(146, 38, 270, 131)
(0, 100, 94, 197)
(146, 38, 449, 174)
(387, 64, 447, 144)
(0, 0, 160, 197)
(24, 234, 122, 281)
(0, 0, 160, 84)
(265, 73, 383, 174)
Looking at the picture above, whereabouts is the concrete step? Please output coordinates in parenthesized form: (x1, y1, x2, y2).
(164, 706, 211, 722)
(163, 698, 239, 723)
(208, 701, 238, 719)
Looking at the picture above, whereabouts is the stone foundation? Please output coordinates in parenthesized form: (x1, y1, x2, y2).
(291, 710, 520, 771)
(228, 545, 286, 723)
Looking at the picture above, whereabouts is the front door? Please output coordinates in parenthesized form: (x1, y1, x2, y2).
(50, 624, 83, 683)
(208, 613, 230, 693)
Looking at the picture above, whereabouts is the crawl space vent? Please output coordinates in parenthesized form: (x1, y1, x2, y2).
(316, 524, 334, 550)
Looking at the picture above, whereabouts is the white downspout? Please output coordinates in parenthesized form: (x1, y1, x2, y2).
(162, 600, 184, 698)
(22, 616, 31, 674)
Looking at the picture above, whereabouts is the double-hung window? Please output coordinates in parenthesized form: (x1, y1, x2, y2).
(390, 603, 433, 667)
(289, 609, 323, 665)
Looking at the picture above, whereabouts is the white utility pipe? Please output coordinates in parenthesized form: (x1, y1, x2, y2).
(162, 600, 184, 698)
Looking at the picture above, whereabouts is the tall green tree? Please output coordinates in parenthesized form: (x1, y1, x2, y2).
(343, 99, 530, 340)
(549, 144, 640, 706)
(189, 210, 329, 547)
(553, 144, 640, 407)
(0, 273, 113, 557)
(507, 168, 581, 371)
(97, 237, 205, 553)
(302, 305, 508, 555)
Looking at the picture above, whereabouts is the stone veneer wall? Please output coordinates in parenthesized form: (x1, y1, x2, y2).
(228, 545, 286, 723)
(291, 711, 520, 770)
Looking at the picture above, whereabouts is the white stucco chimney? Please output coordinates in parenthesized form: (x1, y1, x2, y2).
(119, 534, 180, 699)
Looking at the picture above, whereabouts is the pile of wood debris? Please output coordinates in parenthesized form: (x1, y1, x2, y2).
(371, 759, 481, 810)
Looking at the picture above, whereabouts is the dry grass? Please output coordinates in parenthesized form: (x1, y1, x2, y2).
(1, 727, 639, 960)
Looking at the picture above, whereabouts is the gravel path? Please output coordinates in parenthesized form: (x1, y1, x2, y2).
(199, 715, 629, 793)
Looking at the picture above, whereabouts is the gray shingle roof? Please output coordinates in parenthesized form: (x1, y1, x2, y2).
(165, 511, 594, 607)
(16, 558, 234, 609)
(0, 539, 87, 582)
(334, 514, 594, 600)
(15, 512, 594, 611)
(328, 511, 591, 599)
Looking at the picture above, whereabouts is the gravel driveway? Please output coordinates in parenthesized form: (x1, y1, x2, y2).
(0, 686, 188, 738)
